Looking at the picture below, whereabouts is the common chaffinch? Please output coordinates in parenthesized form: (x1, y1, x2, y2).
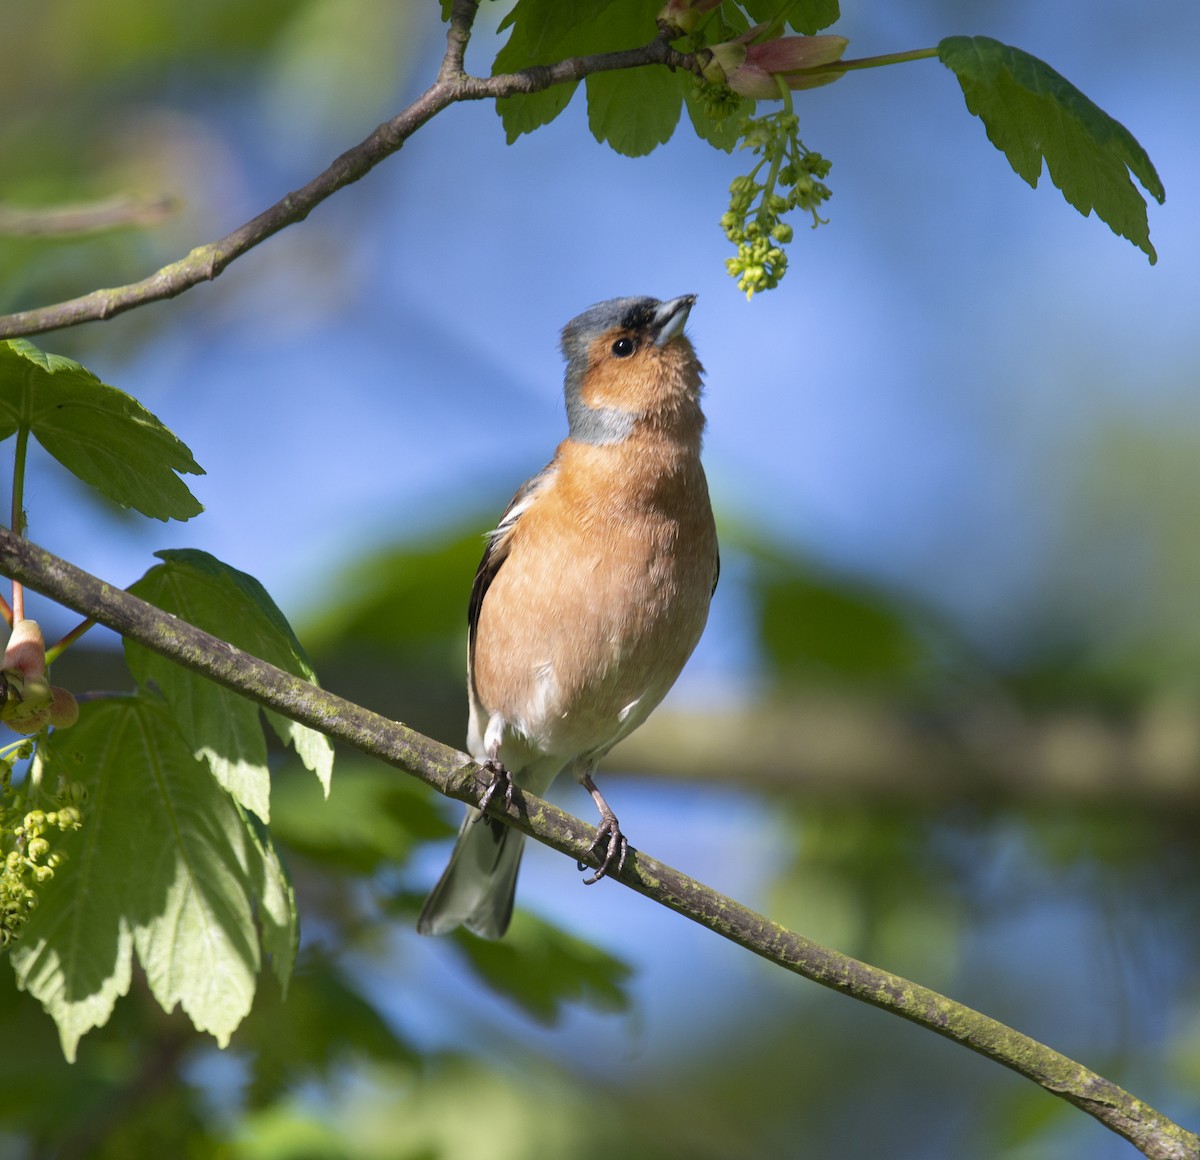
(417, 294, 719, 939)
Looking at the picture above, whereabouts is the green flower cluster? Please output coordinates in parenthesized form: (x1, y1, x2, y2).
(694, 76, 745, 122)
(1, 745, 84, 950)
(721, 108, 832, 298)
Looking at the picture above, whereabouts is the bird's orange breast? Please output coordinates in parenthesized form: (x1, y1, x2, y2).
(471, 428, 717, 761)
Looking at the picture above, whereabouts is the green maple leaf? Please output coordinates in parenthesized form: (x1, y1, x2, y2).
(127, 549, 333, 822)
(0, 340, 203, 521)
(939, 36, 1164, 262)
(11, 698, 296, 1058)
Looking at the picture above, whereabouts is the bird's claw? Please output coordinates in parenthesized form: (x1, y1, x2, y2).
(580, 815, 628, 885)
(474, 759, 513, 827)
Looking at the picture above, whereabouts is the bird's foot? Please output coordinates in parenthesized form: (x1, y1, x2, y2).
(580, 811, 628, 885)
(577, 770, 628, 884)
(474, 758, 513, 828)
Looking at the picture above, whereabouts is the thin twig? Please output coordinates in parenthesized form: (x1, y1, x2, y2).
(46, 616, 96, 665)
(0, 527, 1196, 1160)
(0, 8, 691, 340)
(9, 420, 30, 623)
(439, 0, 477, 82)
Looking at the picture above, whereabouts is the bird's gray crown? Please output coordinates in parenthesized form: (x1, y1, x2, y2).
(560, 295, 695, 445)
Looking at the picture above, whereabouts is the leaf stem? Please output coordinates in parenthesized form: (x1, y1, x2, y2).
(26, 741, 45, 795)
(755, 79, 792, 226)
(45, 618, 96, 665)
(10, 419, 30, 623)
(793, 45, 939, 82)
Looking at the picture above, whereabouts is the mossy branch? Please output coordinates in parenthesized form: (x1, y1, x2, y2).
(1, 526, 1196, 1160)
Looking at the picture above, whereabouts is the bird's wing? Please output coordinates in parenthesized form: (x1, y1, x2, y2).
(467, 460, 558, 696)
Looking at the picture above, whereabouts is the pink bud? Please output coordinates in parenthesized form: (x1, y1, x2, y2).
(749, 33, 848, 77)
(705, 29, 849, 98)
(48, 686, 80, 730)
(3, 620, 46, 680)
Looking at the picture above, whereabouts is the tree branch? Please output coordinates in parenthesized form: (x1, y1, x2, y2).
(0, 527, 1195, 1160)
(0, 13, 691, 340)
(439, 0, 478, 82)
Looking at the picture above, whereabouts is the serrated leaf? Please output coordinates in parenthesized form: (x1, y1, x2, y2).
(492, 0, 612, 143)
(126, 549, 334, 821)
(9, 740, 134, 1062)
(742, 0, 840, 35)
(493, 0, 662, 148)
(12, 698, 290, 1057)
(587, 62, 682, 156)
(127, 704, 259, 1046)
(0, 339, 204, 521)
(241, 809, 298, 994)
(495, 85, 580, 144)
(265, 709, 334, 804)
(702, 3, 750, 44)
(938, 36, 1164, 263)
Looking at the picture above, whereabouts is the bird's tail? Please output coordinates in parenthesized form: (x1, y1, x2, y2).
(417, 808, 525, 939)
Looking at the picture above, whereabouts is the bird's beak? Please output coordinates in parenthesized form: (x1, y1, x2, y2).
(652, 294, 697, 346)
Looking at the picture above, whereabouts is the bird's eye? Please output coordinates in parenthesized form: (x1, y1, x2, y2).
(611, 336, 636, 358)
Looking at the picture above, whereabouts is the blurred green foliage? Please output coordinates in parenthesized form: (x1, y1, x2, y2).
(0, 0, 423, 324)
(746, 538, 943, 685)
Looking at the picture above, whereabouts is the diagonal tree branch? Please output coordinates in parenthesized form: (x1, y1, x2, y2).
(0, 525, 1196, 1160)
(0, 1, 693, 340)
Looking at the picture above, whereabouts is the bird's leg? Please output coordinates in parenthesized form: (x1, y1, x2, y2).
(474, 757, 513, 829)
(578, 771, 628, 885)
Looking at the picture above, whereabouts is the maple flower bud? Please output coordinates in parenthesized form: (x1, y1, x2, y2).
(48, 686, 79, 730)
(704, 28, 849, 99)
(3, 620, 46, 681)
(657, 0, 722, 36)
(2, 672, 53, 733)
(5, 708, 50, 735)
